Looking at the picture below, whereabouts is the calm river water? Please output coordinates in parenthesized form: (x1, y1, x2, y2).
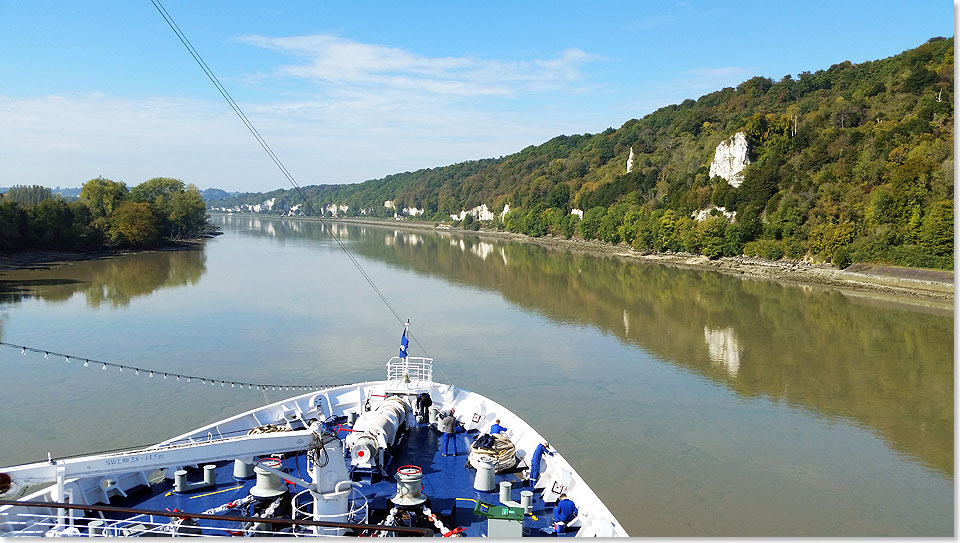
(0, 214, 953, 536)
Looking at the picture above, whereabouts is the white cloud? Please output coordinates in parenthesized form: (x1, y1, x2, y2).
(237, 34, 598, 98)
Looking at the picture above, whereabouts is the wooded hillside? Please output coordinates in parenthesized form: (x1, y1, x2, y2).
(208, 37, 954, 269)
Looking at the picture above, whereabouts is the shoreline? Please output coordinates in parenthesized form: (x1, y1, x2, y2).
(331, 217, 954, 306)
(0, 239, 209, 271)
(3, 214, 953, 306)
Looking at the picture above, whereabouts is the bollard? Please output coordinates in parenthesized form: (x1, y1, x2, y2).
(499, 480, 512, 504)
(203, 464, 217, 486)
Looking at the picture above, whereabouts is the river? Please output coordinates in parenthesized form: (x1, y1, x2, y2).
(0, 214, 952, 536)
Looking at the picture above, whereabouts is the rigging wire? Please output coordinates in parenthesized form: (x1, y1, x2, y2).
(149, 0, 440, 368)
(0, 341, 342, 392)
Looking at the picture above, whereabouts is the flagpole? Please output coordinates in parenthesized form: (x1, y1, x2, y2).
(403, 320, 411, 382)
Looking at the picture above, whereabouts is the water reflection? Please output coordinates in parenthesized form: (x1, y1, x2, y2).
(704, 326, 741, 378)
(216, 215, 953, 478)
(0, 249, 207, 309)
(350, 222, 952, 479)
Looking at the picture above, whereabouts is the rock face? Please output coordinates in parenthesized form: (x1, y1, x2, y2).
(626, 147, 635, 174)
(709, 132, 750, 187)
(450, 203, 495, 222)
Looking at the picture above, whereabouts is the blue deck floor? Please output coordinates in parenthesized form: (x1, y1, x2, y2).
(101, 421, 574, 537)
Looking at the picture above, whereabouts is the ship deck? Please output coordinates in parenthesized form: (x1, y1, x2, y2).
(100, 421, 574, 537)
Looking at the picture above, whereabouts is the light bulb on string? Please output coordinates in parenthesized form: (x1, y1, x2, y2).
(102, 363, 107, 370)
(65, 357, 70, 363)
(149, 371, 154, 378)
(176, 375, 180, 381)
(21, 347, 25, 355)
(44, 352, 48, 359)
(135, 369, 140, 376)
(163, 373, 167, 380)
(119, 366, 124, 373)
(231, 382, 235, 388)
(83, 359, 88, 367)
(187, 377, 191, 383)
(220, 381, 224, 387)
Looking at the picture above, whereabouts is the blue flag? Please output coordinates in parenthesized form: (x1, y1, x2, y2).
(399, 329, 409, 359)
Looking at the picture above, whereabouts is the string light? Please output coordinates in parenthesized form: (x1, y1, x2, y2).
(2, 341, 334, 392)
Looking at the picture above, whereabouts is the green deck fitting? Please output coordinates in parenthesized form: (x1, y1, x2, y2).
(473, 500, 525, 521)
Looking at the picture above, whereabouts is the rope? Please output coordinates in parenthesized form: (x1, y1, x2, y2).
(0, 341, 341, 392)
(149, 0, 452, 386)
(150, 0, 404, 328)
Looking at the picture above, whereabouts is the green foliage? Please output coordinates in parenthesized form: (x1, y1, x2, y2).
(698, 216, 729, 259)
(4, 185, 53, 206)
(1, 177, 213, 252)
(744, 239, 785, 260)
(80, 177, 128, 219)
(578, 207, 606, 240)
(920, 199, 953, 256)
(108, 202, 162, 247)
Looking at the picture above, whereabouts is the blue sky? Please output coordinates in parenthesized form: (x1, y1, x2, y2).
(0, 1, 953, 192)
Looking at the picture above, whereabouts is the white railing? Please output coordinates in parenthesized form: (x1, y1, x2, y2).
(0, 511, 257, 537)
(385, 356, 433, 383)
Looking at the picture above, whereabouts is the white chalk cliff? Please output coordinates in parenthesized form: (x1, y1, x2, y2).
(626, 147, 635, 173)
(709, 132, 750, 187)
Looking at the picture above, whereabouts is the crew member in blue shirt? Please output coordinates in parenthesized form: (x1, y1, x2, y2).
(553, 493, 578, 534)
(528, 442, 554, 487)
(490, 419, 507, 434)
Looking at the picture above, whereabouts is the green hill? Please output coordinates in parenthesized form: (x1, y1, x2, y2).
(208, 37, 954, 269)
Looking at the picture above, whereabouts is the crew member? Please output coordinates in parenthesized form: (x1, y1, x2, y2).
(490, 419, 507, 434)
(528, 442, 554, 486)
(440, 408, 458, 457)
(416, 392, 432, 422)
(552, 493, 578, 534)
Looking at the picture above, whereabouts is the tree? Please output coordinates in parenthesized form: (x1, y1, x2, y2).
(548, 183, 571, 210)
(5, 185, 53, 206)
(29, 198, 74, 248)
(108, 202, 162, 247)
(168, 185, 208, 238)
(0, 200, 26, 249)
(131, 177, 185, 206)
(578, 207, 606, 240)
(921, 199, 953, 256)
(80, 177, 128, 219)
(697, 216, 728, 258)
(655, 209, 679, 251)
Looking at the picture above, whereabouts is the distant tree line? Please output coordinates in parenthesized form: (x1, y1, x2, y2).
(0, 177, 209, 251)
(206, 37, 954, 269)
